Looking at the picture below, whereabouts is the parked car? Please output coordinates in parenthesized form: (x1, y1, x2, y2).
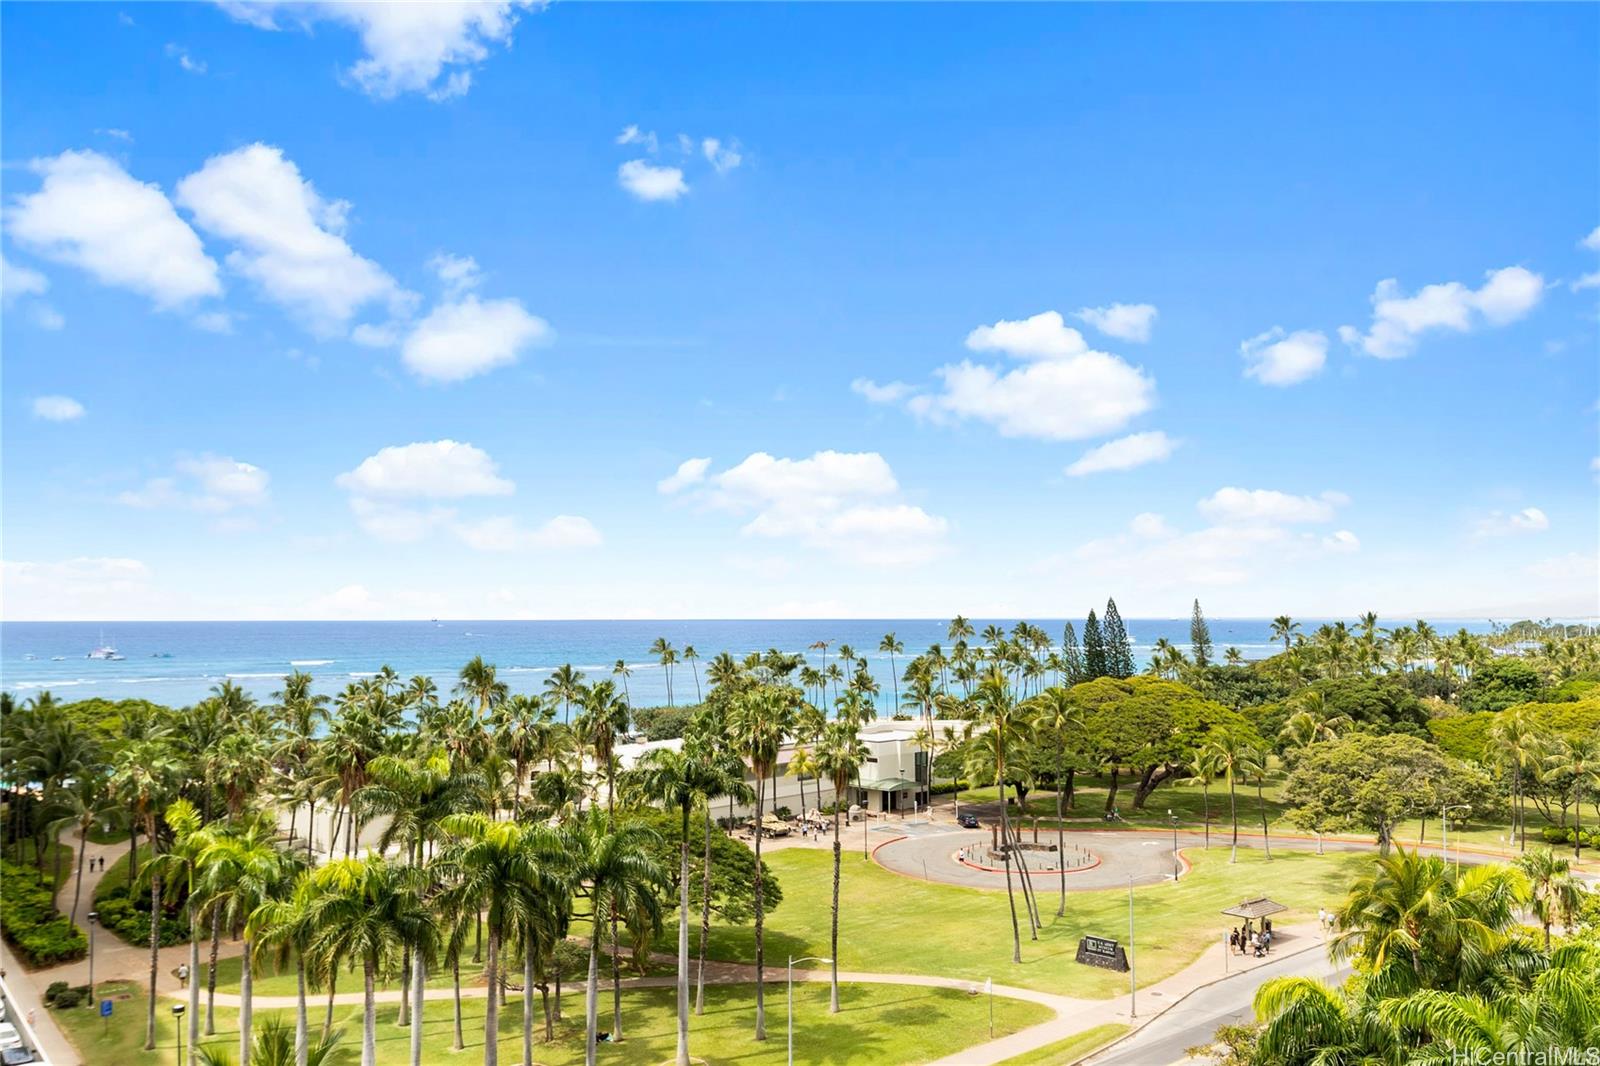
(0, 1023, 22, 1051)
(957, 812, 980, 829)
(1, 1047, 36, 1065)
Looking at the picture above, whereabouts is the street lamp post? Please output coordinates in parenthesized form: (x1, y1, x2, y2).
(787, 955, 833, 1066)
(1168, 809, 1180, 881)
(171, 1003, 186, 1066)
(1443, 804, 1470, 875)
(86, 910, 98, 1005)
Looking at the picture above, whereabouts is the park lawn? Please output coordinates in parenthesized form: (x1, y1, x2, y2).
(701, 846, 1365, 999)
(56, 978, 1049, 1065)
(952, 774, 1295, 833)
(993, 1023, 1129, 1066)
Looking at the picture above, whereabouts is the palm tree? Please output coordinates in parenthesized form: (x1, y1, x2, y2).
(611, 659, 632, 704)
(1543, 734, 1600, 860)
(562, 812, 661, 1066)
(110, 736, 183, 1051)
(650, 638, 678, 707)
(152, 800, 216, 1066)
(878, 632, 904, 716)
(198, 813, 290, 1066)
(682, 645, 702, 703)
(814, 721, 867, 1010)
(455, 655, 508, 720)
(47, 769, 117, 926)
(1205, 734, 1247, 863)
(250, 873, 325, 1066)
(630, 745, 722, 1065)
(1026, 687, 1084, 917)
(1240, 742, 1275, 861)
(728, 683, 796, 1039)
(1515, 848, 1585, 950)
(1269, 615, 1300, 653)
(1488, 709, 1542, 852)
(301, 855, 435, 1066)
(1183, 747, 1220, 851)
(970, 670, 1033, 962)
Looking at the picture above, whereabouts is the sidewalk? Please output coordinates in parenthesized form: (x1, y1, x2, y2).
(0, 933, 86, 1066)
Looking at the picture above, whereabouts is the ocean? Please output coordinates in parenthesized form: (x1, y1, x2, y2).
(0, 617, 1495, 711)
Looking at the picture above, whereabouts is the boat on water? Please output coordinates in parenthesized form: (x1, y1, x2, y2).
(23, 653, 37, 660)
(87, 632, 125, 661)
(50, 656, 65, 661)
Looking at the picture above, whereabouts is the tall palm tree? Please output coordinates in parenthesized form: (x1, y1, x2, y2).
(543, 664, 586, 726)
(301, 855, 435, 1066)
(1205, 734, 1248, 863)
(455, 656, 508, 720)
(198, 813, 290, 1066)
(650, 639, 678, 707)
(110, 736, 183, 1051)
(971, 670, 1032, 962)
(1025, 687, 1083, 917)
(1488, 708, 1542, 852)
(1269, 615, 1300, 653)
(562, 812, 661, 1066)
(814, 721, 867, 1011)
(152, 800, 216, 1066)
(46, 768, 116, 926)
(631, 745, 722, 1065)
(878, 633, 904, 716)
(1514, 848, 1585, 950)
(1183, 747, 1220, 850)
(682, 646, 702, 703)
(611, 659, 632, 704)
(1543, 734, 1600, 860)
(1240, 742, 1275, 861)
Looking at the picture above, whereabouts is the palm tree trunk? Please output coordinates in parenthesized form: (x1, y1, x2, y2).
(239, 937, 254, 1066)
(485, 926, 502, 1066)
(188, 909, 201, 1066)
(997, 778, 1022, 964)
(1056, 756, 1067, 917)
(1201, 782, 1211, 849)
(676, 803, 690, 1066)
(830, 810, 842, 1012)
(207, 910, 221, 1034)
(324, 969, 337, 1038)
(752, 766, 767, 1041)
(306, 797, 316, 861)
(451, 958, 464, 1050)
(69, 828, 88, 926)
(522, 933, 535, 1066)
(410, 949, 424, 1066)
(1257, 781, 1272, 860)
(1228, 777, 1239, 863)
(362, 958, 377, 1066)
(584, 938, 599, 1066)
(144, 865, 161, 1050)
(398, 944, 410, 1026)
(294, 957, 308, 1066)
(696, 805, 713, 1016)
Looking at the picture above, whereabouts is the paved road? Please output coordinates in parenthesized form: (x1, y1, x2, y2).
(1084, 947, 1347, 1066)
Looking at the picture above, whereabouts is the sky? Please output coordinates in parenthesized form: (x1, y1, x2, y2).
(2, 2, 1597, 623)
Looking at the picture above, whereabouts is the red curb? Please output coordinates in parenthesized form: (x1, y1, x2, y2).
(956, 851, 1105, 876)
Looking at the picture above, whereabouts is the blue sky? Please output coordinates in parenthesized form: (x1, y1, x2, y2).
(2, 2, 1597, 621)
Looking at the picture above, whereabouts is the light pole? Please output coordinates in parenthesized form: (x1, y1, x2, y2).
(171, 1003, 186, 1066)
(787, 955, 832, 1066)
(86, 910, 97, 1005)
(1442, 804, 1470, 875)
(1127, 876, 1137, 1018)
(1168, 809, 1180, 881)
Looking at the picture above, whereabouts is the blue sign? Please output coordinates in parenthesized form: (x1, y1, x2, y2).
(100, 1000, 113, 1017)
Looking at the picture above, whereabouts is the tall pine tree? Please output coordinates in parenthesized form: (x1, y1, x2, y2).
(1061, 622, 1085, 685)
(1102, 598, 1134, 679)
(1190, 598, 1213, 668)
(1083, 611, 1107, 679)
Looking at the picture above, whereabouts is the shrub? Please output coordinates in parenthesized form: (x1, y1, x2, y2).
(0, 859, 87, 966)
(43, 981, 69, 1004)
(51, 988, 85, 1009)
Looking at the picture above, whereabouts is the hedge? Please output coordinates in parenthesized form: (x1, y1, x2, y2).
(92, 845, 191, 947)
(0, 858, 87, 966)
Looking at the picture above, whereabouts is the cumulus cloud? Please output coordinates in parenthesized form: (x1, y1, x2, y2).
(909, 353, 1155, 442)
(702, 137, 742, 174)
(1338, 266, 1544, 359)
(1198, 487, 1348, 525)
(1323, 529, 1361, 553)
(218, 1, 533, 100)
(400, 294, 551, 381)
(618, 159, 688, 202)
(428, 251, 481, 297)
(965, 310, 1088, 360)
(120, 454, 270, 512)
(336, 439, 514, 499)
(454, 514, 602, 551)
(1583, 227, 1600, 252)
(1473, 507, 1550, 537)
(2, 557, 155, 620)
(32, 396, 86, 422)
(657, 457, 711, 494)
(165, 42, 207, 73)
(616, 125, 659, 153)
(309, 582, 376, 614)
(1074, 303, 1157, 343)
(1241, 327, 1328, 386)
(1, 255, 49, 305)
(6, 150, 220, 309)
(680, 450, 948, 566)
(176, 143, 406, 336)
(1064, 431, 1176, 476)
(850, 378, 916, 404)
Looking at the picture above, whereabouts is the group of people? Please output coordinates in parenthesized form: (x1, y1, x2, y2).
(1228, 917, 1273, 958)
(1316, 907, 1337, 933)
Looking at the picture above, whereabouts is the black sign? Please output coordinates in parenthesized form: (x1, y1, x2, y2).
(1075, 935, 1129, 972)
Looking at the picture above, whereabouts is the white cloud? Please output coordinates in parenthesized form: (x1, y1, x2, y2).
(32, 396, 86, 422)
(702, 137, 742, 175)
(219, 1, 532, 100)
(1473, 507, 1550, 537)
(31, 305, 65, 330)
(428, 252, 481, 297)
(616, 125, 659, 153)
(1074, 303, 1157, 343)
(120, 454, 269, 512)
(1198, 487, 1347, 525)
(176, 143, 405, 335)
(310, 582, 376, 614)
(657, 457, 711, 494)
(97, 128, 134, 142)
(1241, 327, 1328, 386)
(1526, 551, 1597, 582)
(1129, 512, 1174, 539)
(850, 378, 916, 404)
(688, 450, 948, 566)
(346, 497, 454, 543)
(454, 514, 602, 551)
(1, 255, 49, 305)
(1064, 430, 1176, 476)
(965, 310, 1088, 360)
(192, 310, 234, 334)
(1, 557, 154, 621)
(165, 42, 207, 73)
(1339, 266, 1544, 359)
(1574, 272, 1600, 292)
(1582, 227, 1600, 252)
(6, 150, 221, 309)
(618, 160, 688, 202)
(336, 439, 514, 499)
(909, 353, 1156, 442)
(1323, 529, 1361, 553)
(400, 294, 551, 381)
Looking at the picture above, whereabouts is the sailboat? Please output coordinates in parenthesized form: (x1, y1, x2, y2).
(86, 630, 125, 661)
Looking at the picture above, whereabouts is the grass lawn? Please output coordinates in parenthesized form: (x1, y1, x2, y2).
(701, 846, 1364, 999)
(993, 1023, 1129, 1066)
(56, 978, 1049, 1065)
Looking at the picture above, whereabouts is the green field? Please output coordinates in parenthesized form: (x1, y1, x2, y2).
(993, 1023, 1129, 1066)
(700, 845, 1364, 998)
(56, 978, 1050, 1065)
